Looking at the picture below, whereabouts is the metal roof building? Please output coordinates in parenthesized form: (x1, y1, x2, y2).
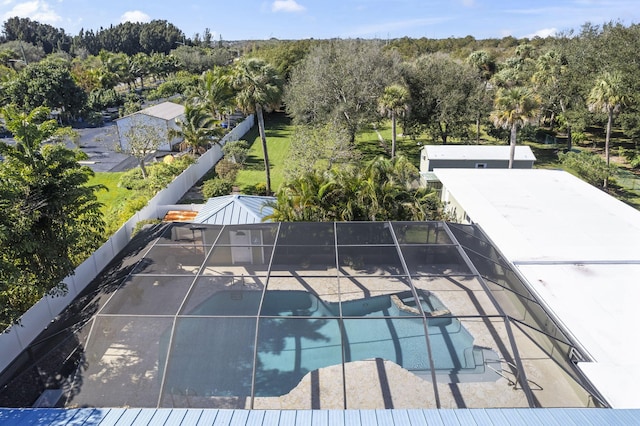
(139, 102, 187, 121)
(436, 168, 640, 409)
(194, 195, 276, 225)
(116, 102, 186, 152)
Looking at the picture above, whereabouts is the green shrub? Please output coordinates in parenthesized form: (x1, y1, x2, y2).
(103, 195, 151, 235)
(571, 131, 587, 145)
(147, 155, 195, 190)
(242, 182, 268, 196)
(122, 195, 150, 219)
(119, 93, 143, 116)
(83, 111, 105, 128)
(202, 178, 233, 198)
(118, 167, 147, 191)
(519, 125, 544, 142)
(146, 71, 198, 100)
(222, 140, 250, 165)
(74, 149, 90, 161)
(87, 88, 123, 111)
(559, 150, 615, 188)
(118, 156, 195, 194)
(215, 159, 241, 181)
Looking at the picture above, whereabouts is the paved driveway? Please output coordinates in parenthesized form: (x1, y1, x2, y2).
(73, 123, 134, 172)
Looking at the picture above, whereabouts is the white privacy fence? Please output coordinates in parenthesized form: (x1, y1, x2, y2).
(0, 115, 255, 374)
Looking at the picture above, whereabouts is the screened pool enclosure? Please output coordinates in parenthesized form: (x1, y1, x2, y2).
(0, 222, 605, 409)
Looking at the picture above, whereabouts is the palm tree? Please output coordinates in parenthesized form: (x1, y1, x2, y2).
(129, 53, 151, 90)
(232, 57, 283, 195)
(0, 106, 59, 166)
(378, 84, 409, 158)
(467, 50, 496, 143)
(587, 71, 629, 189)
(269, 170, 336, 221)
(169, 105, 223, 157)
(268, 156, 440, 222)
(188, 68, 234, 123)
(491, 87, 540, 168)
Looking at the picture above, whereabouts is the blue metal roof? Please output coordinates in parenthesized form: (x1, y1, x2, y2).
(1, 408, 638, 425)
(193, 195, 275, 225)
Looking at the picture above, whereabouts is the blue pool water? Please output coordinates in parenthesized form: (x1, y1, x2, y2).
(253, 290, 476, 396)
(169, 289, 480, 398)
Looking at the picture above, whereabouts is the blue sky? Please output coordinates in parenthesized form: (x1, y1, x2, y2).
(1, 0, 639, 40)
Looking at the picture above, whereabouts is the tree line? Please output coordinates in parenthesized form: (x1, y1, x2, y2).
(1, 17, 184, 55)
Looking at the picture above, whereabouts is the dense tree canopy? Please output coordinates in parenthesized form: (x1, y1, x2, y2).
(403, 53, 485, 144)
(0, 106, 104, 328)
(285, 40, 401, 143)
(285, 122, 359, 180)
(69, 20, 185, 56)
(1, 17, 71, 54)
(5, 57, 87, 122)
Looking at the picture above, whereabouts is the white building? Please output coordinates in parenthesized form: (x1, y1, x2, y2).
(116, 101, 185, 152)
(436, 168, 640, 408)
(420, 145, 536, 172)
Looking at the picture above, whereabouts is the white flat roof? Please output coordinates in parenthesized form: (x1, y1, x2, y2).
(436, 168, 640, 263)
(517, 263, 640, 409)
(436, 168, 640, 408)
(423, 145, 536, 161)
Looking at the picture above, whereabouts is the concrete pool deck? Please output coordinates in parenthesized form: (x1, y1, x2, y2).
(251, 359, 528, 409)
(248, 273, 592, 409)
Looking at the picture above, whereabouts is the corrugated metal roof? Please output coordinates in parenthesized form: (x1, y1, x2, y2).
(140, 102, 185, 121)
(163, 210, 199, 222)
(116, 102, 185, 123)
(423, 145, 536, 161)
(193, 195, 275, 225)
(1, 408, 638, 425)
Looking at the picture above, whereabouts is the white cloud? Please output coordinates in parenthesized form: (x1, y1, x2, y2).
(461, 0, 475, 6)
(526, 27, 558, 38)
(272, 0, 305, 13)
(120, 10, 151, 24)
(348, 17, 453, 37)
(1, 1, 62, 24)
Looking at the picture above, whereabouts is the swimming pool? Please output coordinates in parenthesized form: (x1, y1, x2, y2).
(167, 289, 482, 398)
(255, 290, 477, 396)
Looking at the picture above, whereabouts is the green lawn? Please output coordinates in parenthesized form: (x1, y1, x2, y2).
(355, 123, 424, 166)
(235, 112, 292, 191)
(236, 116, 428, 192)
(87, 171, 131, 215)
